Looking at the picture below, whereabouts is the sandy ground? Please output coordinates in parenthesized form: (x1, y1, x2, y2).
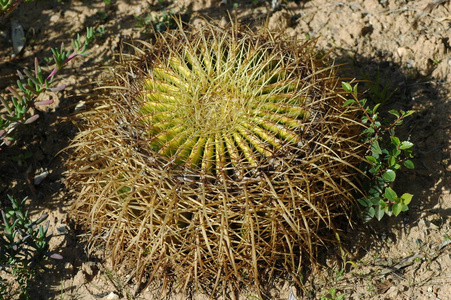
(0, 0, 450, 299)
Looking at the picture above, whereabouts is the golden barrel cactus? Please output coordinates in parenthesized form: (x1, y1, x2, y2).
(66, 21, 364, 296)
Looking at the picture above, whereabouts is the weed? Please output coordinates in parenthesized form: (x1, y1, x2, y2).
(320, 288, 345, 300)
(0, 195, 62, 299)
(0, 27, 94, 149)
(96, 10, 109, 21)
(134, 9, 180, 33)
(94, 26, 106, 38)
(431, 58, 441, 66)
(362, 68, 398, 105)
(334, 269, 345, 281)
(444, 234, 451, 242)
(343, 82, 415, 222)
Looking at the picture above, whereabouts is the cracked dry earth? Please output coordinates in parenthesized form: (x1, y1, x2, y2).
(0, 0, 450, 299)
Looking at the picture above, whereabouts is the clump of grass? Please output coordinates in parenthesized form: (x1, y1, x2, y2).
(66, 20, 366, 297)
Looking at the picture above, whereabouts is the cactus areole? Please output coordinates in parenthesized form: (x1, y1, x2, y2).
(67, 21, 364, 296)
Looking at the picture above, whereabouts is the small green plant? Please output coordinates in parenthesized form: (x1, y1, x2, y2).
(96, 10, 109, 21)
(0, 27, 94, 149)
(134, 10, 178, 33)
(362, 68, 397, 105)
(0, 195, 62, 299)
(320, 288, 345, 300)
(94, 26, 106, 38)
(342, 82, 414, 222)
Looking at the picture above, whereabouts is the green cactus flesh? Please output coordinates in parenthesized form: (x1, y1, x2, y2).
(139, 38, 310, 174)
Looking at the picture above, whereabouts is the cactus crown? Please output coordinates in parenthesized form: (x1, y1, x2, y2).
(135, 25, 328, 176)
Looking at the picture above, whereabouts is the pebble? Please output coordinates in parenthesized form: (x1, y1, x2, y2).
(64, 262, 74, 275)
(106, 292, 120, 299)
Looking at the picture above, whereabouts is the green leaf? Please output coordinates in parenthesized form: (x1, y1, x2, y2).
(371, 140, 382, 156)
(400, 193, 413, 205)
(376, 176, 386, 187)
(404, 160, 415, 169)
(403, 110, 415, 117)
(375, 206, 385, 221)
(343, 99, 356, 107)
(363, 207, 375, 223)
(389, 128, 395, 136)
(400, 141, 413, 150)
(388, 156, 396, 167)
(369, 167, 378, 175)
(382, 169, 396, 182)
(394, 119, 404, 126)
(366, 156, 378, 165)
(368, 187, 381, 196)
(388, 110, 400, 118)
(353, 84, 359, 98)
(392, 203, 402, 216)
(373, 103, 381, 113)
(378, 199, 388, 210)
(358, 198, 371, 207)
(384, 187, 397, 201)
(404, 148, 414, 158)
(390, 136, 400, 146)
(370, 197, 382, 205)
(342, 82, 352, 93)
(364, 126, 375, 136)
(392, 148, 401, 157)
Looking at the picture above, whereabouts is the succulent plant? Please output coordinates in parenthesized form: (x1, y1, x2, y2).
(66, 21, 365, 297)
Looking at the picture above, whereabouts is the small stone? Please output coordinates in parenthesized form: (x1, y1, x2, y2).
(64, 262, 74, 275)
(106, 292, 120, 299)
(56, 224, 69, 234)
(360, 25, 373, 36)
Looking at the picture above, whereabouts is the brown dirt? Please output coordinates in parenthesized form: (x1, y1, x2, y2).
(0, 0, 450, 299)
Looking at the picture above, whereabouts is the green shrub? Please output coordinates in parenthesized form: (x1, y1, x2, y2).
(342, 82, 414, 222)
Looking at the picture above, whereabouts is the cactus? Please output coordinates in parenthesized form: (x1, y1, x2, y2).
(66, 21, 365, 297)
